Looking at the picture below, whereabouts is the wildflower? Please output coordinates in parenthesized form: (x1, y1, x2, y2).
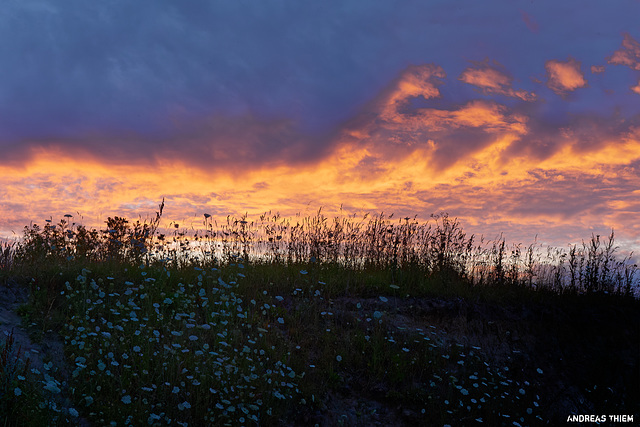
(379, 296, 388, 302)
(336, 355, 342, 362)
(44, 380, 61, 394)
(121, 395, 132, 404)
(14, 387, 22, 396)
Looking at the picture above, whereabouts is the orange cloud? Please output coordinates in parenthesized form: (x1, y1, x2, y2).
(378, 64, 446, 124)
(459, 60, 536, 101)
(2, 117, 639, 251)
(590, 65, 605, 74)
(339, 64, 530, 175)
(1, 64, 639, 253)
(367, 64, 528, 135)
(331, 65, 640, 245)
(607, 33, 640, 71)
(632, 81, 640, 95)
(545, 57, 587, 95)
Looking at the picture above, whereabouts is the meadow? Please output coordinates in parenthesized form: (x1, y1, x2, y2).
(0, 201, 638, 426)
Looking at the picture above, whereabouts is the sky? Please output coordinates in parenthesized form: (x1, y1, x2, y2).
(1, 0, 639, 253)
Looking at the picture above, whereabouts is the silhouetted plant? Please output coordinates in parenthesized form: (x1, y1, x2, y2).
(8, 203, 639, 297)
(0, 241, 14, 272)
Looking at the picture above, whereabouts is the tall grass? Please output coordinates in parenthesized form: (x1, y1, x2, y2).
(1, 203, 638, 425)
(150, 208, 637, 297)
(9, 203, 637, 296)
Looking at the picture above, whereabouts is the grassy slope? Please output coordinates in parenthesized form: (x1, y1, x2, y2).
(1, 211, 638, 426)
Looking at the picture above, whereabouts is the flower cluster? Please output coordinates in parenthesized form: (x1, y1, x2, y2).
(62, 265, 301, 425)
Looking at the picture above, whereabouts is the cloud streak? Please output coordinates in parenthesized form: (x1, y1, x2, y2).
(459, 60, 536, 101)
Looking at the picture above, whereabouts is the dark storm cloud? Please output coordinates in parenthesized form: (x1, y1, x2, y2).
(0, 113, 328, 174)
(157, 114, 331, 171)
(2, 0, 639, 165)
(0, 0, 428, 143)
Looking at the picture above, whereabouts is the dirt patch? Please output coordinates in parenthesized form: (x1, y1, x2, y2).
(0, 280, 66, 374)
(0, 280, 89, 425)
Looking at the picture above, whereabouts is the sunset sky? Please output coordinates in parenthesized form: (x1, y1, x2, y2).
(1, 1, 639, 252)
